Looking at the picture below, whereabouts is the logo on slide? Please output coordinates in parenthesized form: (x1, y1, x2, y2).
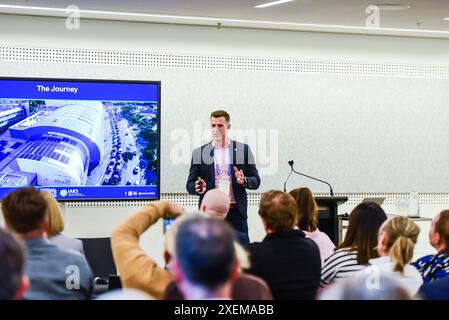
(60, 189, 68, 197)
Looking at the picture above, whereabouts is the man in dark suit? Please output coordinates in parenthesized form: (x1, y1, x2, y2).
(186, 110, 260, 237)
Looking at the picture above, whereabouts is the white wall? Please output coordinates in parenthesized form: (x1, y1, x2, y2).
(0, 14, 447, 266)
(2, 14, 449, 63)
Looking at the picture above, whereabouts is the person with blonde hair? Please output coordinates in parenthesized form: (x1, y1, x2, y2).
(364, 216, 423, 296)
(289, 187, 335, 264)
(41, 190, 84, 257)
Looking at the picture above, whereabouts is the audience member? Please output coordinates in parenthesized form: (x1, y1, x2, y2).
(364, 216, 422, 296)
(321, 202, 387, 287)
(0, 228, 29, 300)
(413, 210, 449, 283)
(172, 216, 238, 299)
(2, 187, 93, 300)
(245, 190, 321, 299)
(163, 272, 272, 300)
(41, 190, 85, 257)
(200, 189, 249, 244)
(319, 272, 412, 300)
(418, 276, 449, 300)
(289, 187, 335, 264)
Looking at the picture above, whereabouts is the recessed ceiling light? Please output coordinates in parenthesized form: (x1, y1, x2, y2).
(372, 4, 411, 11)
(254, 0, 295, 9)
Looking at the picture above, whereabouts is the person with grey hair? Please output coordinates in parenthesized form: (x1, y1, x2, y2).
(173, 216, 239, 299)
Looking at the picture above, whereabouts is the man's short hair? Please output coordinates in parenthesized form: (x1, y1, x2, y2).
(210, 110, 230, 122)
(0, 228, 25, 299)
(2, 187, 48, 233)
(175, 216, 236, 290)
(259, 190, 298, 233)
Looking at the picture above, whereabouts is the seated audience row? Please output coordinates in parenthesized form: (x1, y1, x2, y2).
(2, 186, 449, 300)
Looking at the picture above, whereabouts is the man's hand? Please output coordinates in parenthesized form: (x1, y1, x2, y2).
(167, 202, 185, 218)
(195, 178, 207, 195)
(234, 166, 246, 185)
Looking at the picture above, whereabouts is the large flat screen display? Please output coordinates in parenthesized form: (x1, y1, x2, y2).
(0, 78, 160, 200)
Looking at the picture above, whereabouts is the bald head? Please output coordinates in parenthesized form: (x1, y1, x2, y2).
(200, 189, 230, 219)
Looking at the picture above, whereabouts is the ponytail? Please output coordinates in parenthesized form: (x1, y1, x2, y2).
(379, 217, 420, 274)
(389, 235, 415, 274)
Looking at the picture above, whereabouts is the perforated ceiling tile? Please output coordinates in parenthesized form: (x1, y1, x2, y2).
(1, 45, 449, 78)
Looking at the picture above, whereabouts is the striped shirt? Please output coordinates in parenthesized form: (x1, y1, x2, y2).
(320, 248, 366, 287)
(413, 252, 449, 283)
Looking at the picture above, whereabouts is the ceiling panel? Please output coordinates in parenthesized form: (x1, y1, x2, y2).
(1, 0, 449, 34)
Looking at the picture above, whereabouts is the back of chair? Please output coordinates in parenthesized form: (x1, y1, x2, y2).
(78, 237, 117, 279)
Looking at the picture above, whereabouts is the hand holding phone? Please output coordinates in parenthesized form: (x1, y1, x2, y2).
(195, 176, 206, 195)
(163, 217, 175, 233)
(163, 202, 185, 233)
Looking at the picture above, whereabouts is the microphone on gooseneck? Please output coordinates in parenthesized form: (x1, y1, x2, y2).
(283, 161, 294, 192)
(284, 160, 334, 196)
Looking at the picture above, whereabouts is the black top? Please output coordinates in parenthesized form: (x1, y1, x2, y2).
(245, 229, 321, 300)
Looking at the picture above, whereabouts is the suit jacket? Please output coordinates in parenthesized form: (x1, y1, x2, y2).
(245, 230, 321, 300)
(24, 238, 93, 300)
(186, 139, 260, 218)
(49, 233, 85, 258)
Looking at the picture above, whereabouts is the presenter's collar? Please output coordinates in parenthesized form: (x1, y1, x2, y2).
(212, 138, 230, 149)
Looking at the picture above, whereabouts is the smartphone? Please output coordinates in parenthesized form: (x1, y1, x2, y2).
(163, 217, 176, 233)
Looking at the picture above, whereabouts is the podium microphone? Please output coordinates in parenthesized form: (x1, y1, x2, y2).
(283, 161, 294, 192)
(284, 160, 334, 196)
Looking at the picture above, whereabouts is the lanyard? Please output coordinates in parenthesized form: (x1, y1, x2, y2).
(214, 147, 232, 177)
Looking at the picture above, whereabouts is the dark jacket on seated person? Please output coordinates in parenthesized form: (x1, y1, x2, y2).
(234, 229, 250, 245)
(162, 273, 273, 300)
(245, 229, 321, 300)
(418, 276, 449, 300)
(24, 238, 94, 300)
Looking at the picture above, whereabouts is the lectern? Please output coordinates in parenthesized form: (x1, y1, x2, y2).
(315, 196, 348, 245)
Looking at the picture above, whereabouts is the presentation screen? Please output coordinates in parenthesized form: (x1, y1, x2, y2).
(0, 78, 160, 201)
